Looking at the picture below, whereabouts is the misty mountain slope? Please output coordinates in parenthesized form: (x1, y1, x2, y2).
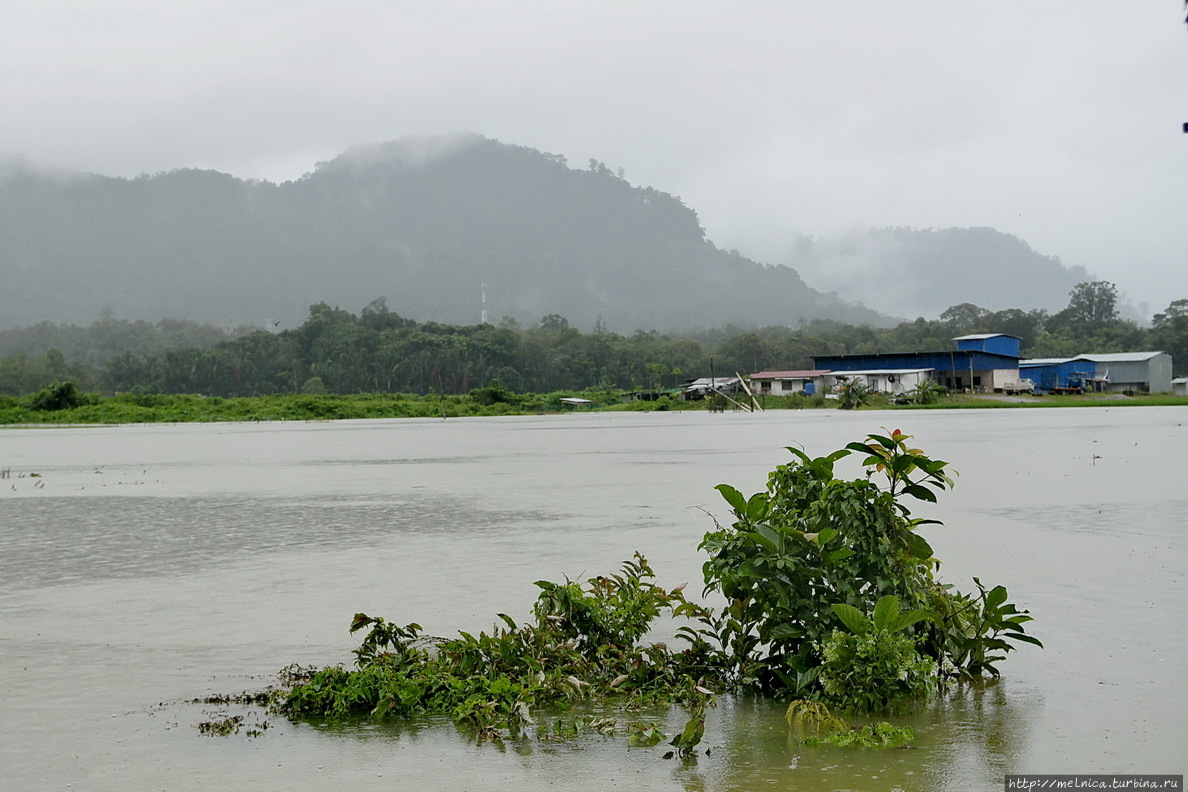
(789, 226, 1093, 319)
(0, 135, 886, 332)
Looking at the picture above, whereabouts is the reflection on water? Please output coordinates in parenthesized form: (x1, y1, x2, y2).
(1, 409, 1185, 791)
(922, 681, 1043, 791)
(0, 494, 560, 592)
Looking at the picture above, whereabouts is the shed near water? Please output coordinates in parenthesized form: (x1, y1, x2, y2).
(1018, 358, 1098, 392)
(1076, 352, 1172, 394)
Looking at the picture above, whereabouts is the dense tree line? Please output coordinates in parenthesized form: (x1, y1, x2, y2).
(1, 283, 1184, 398)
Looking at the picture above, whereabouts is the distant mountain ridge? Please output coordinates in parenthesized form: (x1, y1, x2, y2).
(788, 226, 1095, 319)
(0, 134, 887, 332)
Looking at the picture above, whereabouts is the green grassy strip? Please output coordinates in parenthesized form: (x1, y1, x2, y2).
(2, 389, 1185, 425)
(890, 393, 1188, 409)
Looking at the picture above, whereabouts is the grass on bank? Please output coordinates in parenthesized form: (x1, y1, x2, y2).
(2, 386, 1186, 425)
(894, 392, 1188, 409)
(0, 390, 608, 424)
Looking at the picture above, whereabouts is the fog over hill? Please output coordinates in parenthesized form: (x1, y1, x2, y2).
(785, 227, 1095, 320)
(1, 134, 1092, 332)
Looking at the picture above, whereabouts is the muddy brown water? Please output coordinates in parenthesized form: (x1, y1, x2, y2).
(2, 407, 1184, 790)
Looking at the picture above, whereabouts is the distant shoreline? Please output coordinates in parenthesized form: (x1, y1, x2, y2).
(3, 390, 1187, 426)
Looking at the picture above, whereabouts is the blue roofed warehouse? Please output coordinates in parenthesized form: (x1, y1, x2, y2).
(812, 334, 1024, 393)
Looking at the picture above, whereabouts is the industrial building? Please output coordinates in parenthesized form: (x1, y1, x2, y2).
(811, 334, 1024, 394)
(756, 334, 1176, 397)
(1017, 358, 1098, 393)
(1020, 352, 1173, 393)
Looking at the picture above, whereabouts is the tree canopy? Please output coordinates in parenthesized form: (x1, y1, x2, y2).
(1, 281, 1183, 398)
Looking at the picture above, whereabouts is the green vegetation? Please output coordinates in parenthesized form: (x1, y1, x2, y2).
(803, 721, 916, 749)
(692, 429, 1039, 707)
(819, 597, 938, 713)
(0, 388, 626, 424)
(241, 430, 1040, 756)
(3, 382, 1184, 426)
(902, 393, 1188, 409)
(834, 376, 873, 409)
(785, 701, 916, 748)
(27, 381, 89, 411)
(2, 280, 1185, 404)
(908, 379, 948, 405)
(280, 555, 717, 751)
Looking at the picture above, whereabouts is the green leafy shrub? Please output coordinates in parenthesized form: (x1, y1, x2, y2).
(280, 554, 713, 742)
(468, 379, 519, 406)
(28, 381, 86, 411)
(775, 392, 828, 410)
(834, 377, 872, 409)
(932, 577, 1042, 680)
(909, 379, 948, 405)
(696, 429, 1039, 702)
(818, 597, 937, 713)
(696, 430, 949, 693)
(247, 430, 1040, 752)
(300, 376, 328, 395)
(533, 555, 680, 650)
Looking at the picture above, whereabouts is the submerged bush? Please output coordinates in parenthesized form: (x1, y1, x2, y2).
(259, 430, 1041, 749)
(280, 554, 715, 743)
(694, 429, 1040, 709)
(818, 597, 936, 713)
(803, 721, 915, 748)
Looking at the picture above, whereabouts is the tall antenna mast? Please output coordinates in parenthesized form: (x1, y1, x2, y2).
(481, 283, 488, 324)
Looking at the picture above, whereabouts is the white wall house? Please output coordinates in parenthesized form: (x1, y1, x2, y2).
(747, 370, 833, 396)
(831, 369, 933, 395)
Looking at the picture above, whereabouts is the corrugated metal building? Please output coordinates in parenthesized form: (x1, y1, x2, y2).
(812, 334, 1023, 392)
(1020, 352, 1173, 393)
(952, 333, 1023, 357)
(1173, 377, 1188, 396)
(1018, 358, 1098, 392)
(681, 376, 742, 400)
(1078, 352, 1173, 393)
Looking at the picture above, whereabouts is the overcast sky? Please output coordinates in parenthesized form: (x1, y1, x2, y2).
(4, 2, 1187, 316)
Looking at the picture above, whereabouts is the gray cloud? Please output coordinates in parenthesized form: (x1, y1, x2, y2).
(2, 1, 1186, 315)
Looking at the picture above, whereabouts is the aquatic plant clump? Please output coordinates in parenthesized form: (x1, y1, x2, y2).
(267, 430, 1041, 752)
(785, 698, 915, 748)
(280, 554, 719, 747)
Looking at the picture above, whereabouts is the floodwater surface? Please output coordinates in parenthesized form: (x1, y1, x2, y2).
(1, 408, 1184, 791)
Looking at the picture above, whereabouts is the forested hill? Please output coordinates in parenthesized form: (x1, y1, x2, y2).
(0, 135, 886, 332)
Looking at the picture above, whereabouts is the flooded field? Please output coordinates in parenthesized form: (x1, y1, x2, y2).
(1, 407, 1184, 790)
